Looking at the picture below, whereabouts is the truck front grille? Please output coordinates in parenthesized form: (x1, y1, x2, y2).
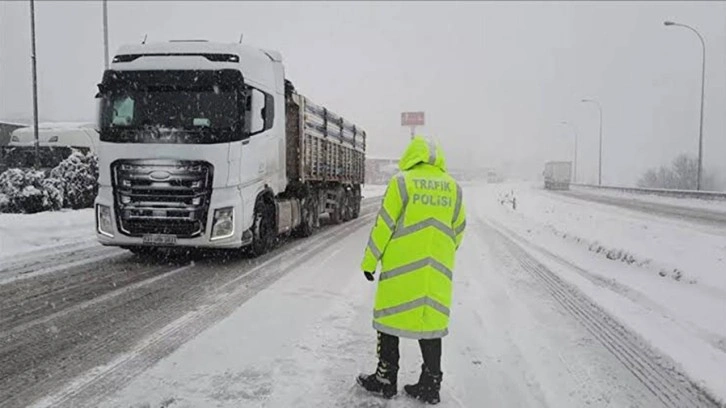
(112, 159, 214, 238)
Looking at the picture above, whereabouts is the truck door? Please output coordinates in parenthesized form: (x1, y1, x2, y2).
(238, 87, 274, 187)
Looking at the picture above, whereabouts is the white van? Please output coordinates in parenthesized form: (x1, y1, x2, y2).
(6, 123, 99, 168)
(9, 122, 99, 152)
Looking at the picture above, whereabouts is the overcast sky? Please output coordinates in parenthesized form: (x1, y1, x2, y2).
(1, 1, 725, 185)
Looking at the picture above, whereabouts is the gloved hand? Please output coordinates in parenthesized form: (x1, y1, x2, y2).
(363, 271, 375, 282)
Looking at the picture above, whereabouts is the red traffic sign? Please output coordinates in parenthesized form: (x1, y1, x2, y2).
(401, 112, 425, 126)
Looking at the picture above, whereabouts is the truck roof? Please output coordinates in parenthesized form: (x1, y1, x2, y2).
(111, 41, 284, 93)
(13, 122, 96, 132)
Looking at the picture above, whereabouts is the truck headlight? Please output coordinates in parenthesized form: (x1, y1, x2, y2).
(210, 207, 234, 241)
(97, 204, 114, 237)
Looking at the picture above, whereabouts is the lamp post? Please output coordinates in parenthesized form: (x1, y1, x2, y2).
(103, 0, 109, 70)
(581, 98, 603, 185)
(29, 0, 40, 170)
(560, 121, 578, 183)
(664, 20, 706, 190)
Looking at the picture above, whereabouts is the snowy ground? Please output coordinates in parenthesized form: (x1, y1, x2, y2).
(6, 181, 723, 407)
(68, 185, 705, 408)
(0, 208, 95, 261)
(479, 182, 726, 402)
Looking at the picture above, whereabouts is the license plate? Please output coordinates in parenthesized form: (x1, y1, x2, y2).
(142, 234, 177, 245)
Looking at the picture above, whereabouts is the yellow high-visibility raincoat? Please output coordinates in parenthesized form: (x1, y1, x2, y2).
(361, 136, 466, 339)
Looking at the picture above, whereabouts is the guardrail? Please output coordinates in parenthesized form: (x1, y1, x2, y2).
(571, 183, 726, 201)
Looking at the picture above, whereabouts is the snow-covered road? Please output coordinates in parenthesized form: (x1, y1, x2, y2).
(2, 183, 723, 408)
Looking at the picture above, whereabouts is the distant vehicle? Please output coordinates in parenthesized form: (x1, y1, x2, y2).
(486, 169, 503, 183)
(5, 122, 99, 168)
(94, 40, 366, 255)
(0, 121, 27, 172)
(544, 161, 572, 190)
(0, 121, 27, 146)
(365, 157, 399, 184)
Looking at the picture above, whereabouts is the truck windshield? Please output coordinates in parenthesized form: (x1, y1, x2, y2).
(98, 70, 243, 144)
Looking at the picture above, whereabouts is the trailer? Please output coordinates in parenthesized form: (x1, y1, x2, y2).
(94, 40, 366, 255)
(544, 161, 572, 190)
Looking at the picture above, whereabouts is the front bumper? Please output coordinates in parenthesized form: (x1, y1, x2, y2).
(95, 185, 250, 249)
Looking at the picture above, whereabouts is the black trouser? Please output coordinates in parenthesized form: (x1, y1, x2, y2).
(377, 331, 442, 375)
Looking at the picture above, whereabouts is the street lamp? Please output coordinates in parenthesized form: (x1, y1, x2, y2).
(664, 20, 706, 190)
(581, 98, 603, 186)
(103, 0, 109, 70)
(560, 121, 578, 183)
(29, 0, 40, 170)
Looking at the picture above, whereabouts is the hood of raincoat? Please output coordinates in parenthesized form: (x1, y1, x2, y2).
(398, 135, 447, 172)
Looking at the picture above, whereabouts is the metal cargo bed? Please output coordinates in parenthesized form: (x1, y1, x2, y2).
(286, 88, 366, 185)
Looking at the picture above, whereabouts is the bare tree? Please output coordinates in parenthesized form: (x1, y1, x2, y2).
(638, 154, 717, 190)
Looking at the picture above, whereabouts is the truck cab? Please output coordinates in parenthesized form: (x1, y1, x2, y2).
(94, 40, 365, 255)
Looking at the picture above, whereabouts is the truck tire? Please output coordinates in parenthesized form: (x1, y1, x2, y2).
(330, 188, 344, 225)
(342, 189, 353, 222)
(250, 198, 275, 257)
(351, 187, 361, 219)
(295, 194, 317, 237)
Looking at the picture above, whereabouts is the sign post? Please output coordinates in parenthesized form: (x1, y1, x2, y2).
(401, 112, 425, 140)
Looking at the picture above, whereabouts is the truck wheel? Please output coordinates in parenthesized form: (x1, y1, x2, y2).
(330, 188, 344, 225)
(250, 199, 275, 256)
(295, 194, 316, 237)
(342, 189, 353, 222)
(351, 187, 361, 219)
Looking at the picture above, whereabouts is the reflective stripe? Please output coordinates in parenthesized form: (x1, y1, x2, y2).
(374, 296, 450, 319)
(427, 139, 437, 165)
(396, 174, 408, 206)
(378, 207, 396, 231)
(367, 237, 382, 259)
(374, 321, 449, 340)
(392, 218, 456, 242)
(452, 184, 463, 224)
(455, 220, 466, 235)
(380, 257, 453, 282)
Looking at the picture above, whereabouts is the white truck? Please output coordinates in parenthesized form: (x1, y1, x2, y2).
(543, 161, 572, 190)
(94, 40, 366, 255)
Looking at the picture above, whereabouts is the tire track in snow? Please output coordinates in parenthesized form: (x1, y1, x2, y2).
(28, 210, 378, 408)
(0, 244, 123, 284)
(476, 217, 721, 408)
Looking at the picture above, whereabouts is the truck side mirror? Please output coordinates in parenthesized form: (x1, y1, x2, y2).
(248, 88, 275, 136)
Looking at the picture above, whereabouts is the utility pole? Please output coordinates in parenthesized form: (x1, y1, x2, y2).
(29, 0, 40, 170)
(103, 0, 109, 70)
(664, 21, 706, 190)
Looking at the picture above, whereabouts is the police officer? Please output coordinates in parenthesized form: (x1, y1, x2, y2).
(357, 136, 466, 404)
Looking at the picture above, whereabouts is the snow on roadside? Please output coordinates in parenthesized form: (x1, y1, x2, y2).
(572, 185, 726, 213)
(362, 184, 387, 199)
(0, 208, 95, 261)
(477, 182, 726, 402)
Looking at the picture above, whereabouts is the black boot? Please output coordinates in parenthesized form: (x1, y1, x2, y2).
(356, 361, 398, 399)
(404, 364, 442, 404)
